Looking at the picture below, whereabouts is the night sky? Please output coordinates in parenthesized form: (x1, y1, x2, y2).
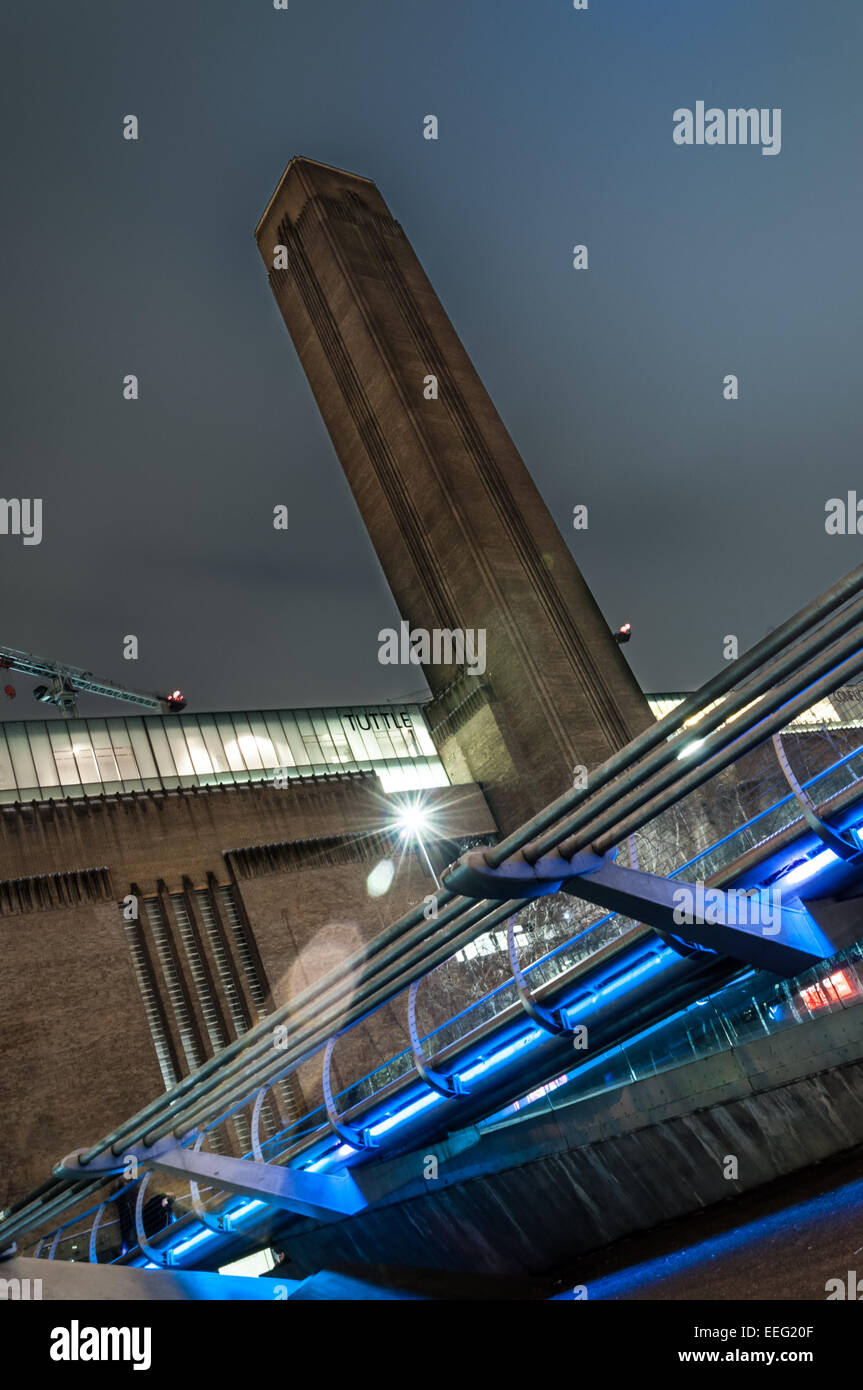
(2, 0, 862, 720)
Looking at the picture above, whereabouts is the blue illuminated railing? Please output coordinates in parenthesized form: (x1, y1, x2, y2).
(214, 735, 863, 1179)
(481, 936, 863, 1131)
(22, 699, 863, 1268)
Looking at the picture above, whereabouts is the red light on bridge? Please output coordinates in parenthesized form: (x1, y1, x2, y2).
(615, 622, 632, 645)
(166, 690, 186, 712)
(799, 970, 854, 1012)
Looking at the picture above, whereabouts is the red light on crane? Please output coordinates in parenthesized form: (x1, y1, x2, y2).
(1, 644, 187, 718)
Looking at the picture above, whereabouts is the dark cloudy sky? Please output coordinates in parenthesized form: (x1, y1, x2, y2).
(1, 0, 862, 720)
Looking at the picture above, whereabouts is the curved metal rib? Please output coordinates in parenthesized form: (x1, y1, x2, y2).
(250, 1087, 268, 1162)
(407, 977, 464, 1098)
(772, 731, 858, 859)
(188, 1131, 231, 1233)
(134, 1172, 171, 1266)
(87, 1202, 107, 1264)
(507, 914, 571, 1035)
(322, 1036, 376, 1150)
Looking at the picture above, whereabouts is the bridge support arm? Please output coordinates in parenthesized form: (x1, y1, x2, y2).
(445, 848, 840, 977)
(142, 1146, 368, 1222)
(56, 1141, 368, 1222)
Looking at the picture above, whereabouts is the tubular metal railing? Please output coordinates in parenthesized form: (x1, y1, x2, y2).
(5, 561, 863, 1260)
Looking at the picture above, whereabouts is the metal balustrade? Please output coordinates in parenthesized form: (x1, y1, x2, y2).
(7, 562, 863, 1268)
(18, 724, 863, 1272)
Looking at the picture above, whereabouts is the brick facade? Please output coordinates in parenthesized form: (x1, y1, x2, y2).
(0, 774, 494, 1203)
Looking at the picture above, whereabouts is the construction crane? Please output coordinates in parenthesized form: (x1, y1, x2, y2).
(0, 644, 186, 719)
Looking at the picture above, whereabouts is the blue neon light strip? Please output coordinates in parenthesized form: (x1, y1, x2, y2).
(171, 1228, 217, 1258)
(230, 1199, 268, 1221)
(246, 760, 863, 1163)
(132, 777, 863, 1269)
(459, 1029, 543, 1083)
(780, 847, 840, 889)
(369, 1089, 441, 1138)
